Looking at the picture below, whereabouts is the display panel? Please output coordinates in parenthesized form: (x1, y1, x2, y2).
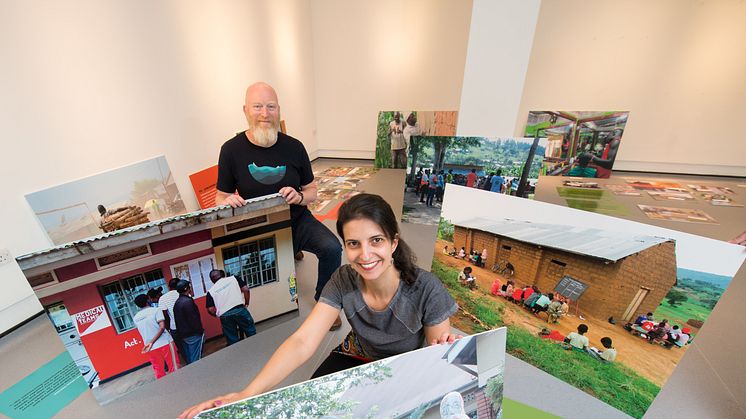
(199, 328, 507, 419)
(16, 196, 298, 406)
(524, 111, 629, 179)
(431, 185, 745, 418)
(25, 156, 187, 245)
(400, 136, 547, 226)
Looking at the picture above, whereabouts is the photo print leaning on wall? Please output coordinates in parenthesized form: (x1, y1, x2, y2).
(400, 136, 548, 226)
(374, 111, 458, 169)
(525, 111, 629, 179)
(25, 156, 187, 246)
(431, 185, 745, 418)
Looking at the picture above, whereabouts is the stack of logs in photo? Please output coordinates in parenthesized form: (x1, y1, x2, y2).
(99, 206, 150, 232)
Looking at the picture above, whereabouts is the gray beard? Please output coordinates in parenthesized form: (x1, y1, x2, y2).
(250, 126, 279, 147)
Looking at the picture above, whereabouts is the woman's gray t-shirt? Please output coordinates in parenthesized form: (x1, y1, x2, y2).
(319, 264, 458, 360)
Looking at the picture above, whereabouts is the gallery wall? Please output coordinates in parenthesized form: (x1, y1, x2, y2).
(310, 0, 473, 158)
(0, 0, 318, 328)
(515, 0, 746, 176)
(457, 0, 541, 137)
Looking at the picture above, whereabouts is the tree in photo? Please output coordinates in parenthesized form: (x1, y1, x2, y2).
(201, 362, 392, 418)
(665, 288, 688, 307)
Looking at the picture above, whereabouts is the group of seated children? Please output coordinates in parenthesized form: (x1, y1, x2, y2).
(450, 246, 466, 259)
(563, 323, 617, 362)
(469, 250, 485, 267)
(491, 282, 570, 323)
(447, 246, 487, 268)
(458, 266, 477, 290)
(625, 312, 692, 348)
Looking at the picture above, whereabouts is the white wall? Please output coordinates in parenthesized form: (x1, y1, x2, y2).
(0, 0, 317, 327)
(0, 0, 317, 257)
(515, 0, 746, 176)
(457, 0, 541, 137)
(310, 0, 473, 159)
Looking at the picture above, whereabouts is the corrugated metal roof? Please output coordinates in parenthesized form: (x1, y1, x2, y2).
(455, 217, 674, 262)
(16, 194, 287, 269)
(340, 336, 477, 417)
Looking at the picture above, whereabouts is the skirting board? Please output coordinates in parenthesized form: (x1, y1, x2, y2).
(613, 160, 746, 178)
(312, 149, 745, 177)
(0, 294, 44, 336)
(314, 149, 375, 160)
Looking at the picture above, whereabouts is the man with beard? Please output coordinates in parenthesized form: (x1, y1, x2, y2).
(216, 82, 343, 330)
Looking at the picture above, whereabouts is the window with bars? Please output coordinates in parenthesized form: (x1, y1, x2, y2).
(221, 236, 278, 288)
(100, 268, 166, 334)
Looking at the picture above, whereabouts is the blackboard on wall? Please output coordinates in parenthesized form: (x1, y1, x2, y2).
(554, 275, 587, 301)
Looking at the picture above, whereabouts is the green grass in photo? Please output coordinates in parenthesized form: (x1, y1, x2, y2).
(431, 259, 659, 419)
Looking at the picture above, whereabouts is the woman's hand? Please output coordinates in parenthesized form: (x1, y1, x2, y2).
(179, 392, 242, 419)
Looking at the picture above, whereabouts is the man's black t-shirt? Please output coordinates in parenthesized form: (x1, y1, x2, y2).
(217, 131, 314, 221)
(173, 295, 204, 338)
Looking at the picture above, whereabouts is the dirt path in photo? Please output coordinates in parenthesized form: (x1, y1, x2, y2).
(435, 239, 687, 387)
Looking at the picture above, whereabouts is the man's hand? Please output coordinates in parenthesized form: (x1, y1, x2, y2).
(141, 343, 153, 353)
(430, 332, 464, 346)
(179, 392, 242, 419)
(279, 186, 303, 205)
(223, 194, 246, 208)
(216, 190, 246, 208)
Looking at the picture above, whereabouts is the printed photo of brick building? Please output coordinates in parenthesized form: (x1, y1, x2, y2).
(452, 217, 677, 321)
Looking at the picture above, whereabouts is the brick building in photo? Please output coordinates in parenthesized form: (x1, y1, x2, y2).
(452, 217, 677, 321)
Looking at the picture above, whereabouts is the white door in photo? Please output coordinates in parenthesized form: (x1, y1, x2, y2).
(170, 255, 216, 298)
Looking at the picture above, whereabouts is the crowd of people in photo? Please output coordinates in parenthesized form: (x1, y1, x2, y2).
(131, 269, 258, 381)
(447, 251, 621, 364)
(410, 165, 535, 206)
(624, 312, 693, 349)
(445, 245, 487, 268)
(492, 281, 572, 324)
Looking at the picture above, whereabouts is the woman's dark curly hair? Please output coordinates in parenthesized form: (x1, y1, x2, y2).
(336, 193, 418, 284)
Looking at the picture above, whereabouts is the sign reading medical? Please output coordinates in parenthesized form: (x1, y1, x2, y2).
(72, 305, 111, 336)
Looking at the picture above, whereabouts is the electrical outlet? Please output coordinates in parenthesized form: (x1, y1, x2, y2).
(0, 248, 12, 266)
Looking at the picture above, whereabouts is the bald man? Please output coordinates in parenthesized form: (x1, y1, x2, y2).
(216, 82, 343, 330)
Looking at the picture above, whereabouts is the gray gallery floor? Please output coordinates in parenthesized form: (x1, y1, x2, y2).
(2, 159, 745, 418)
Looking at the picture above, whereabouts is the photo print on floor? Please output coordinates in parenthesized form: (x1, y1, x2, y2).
(431, 185, 745, 418)
(199, 328, 507, 419)
(524, 111, 629, 179)
(18, 194, 298, 405)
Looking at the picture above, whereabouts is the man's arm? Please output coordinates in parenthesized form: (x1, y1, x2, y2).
(205, 293, 217, 317)
(241, 286, 251, 306)
(143, 320, 167, 353)
(161, 309, 171, 331)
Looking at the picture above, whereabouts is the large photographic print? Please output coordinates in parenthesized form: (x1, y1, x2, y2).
(200, 328, 507, 418)
(17, 195, 299, 405)
(431, 186, 745, 418)
(524, 111, 629, 179)
(401, 137, 547, 226)
(25, 156, 187, 245)
(374, 111, 458, 169)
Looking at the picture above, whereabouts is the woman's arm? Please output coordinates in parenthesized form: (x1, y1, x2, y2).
(179, 302, 340, 419)
(424, 318, 462, 346)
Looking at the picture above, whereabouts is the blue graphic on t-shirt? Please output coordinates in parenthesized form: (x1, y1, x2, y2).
(249, 163, 286, 185)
